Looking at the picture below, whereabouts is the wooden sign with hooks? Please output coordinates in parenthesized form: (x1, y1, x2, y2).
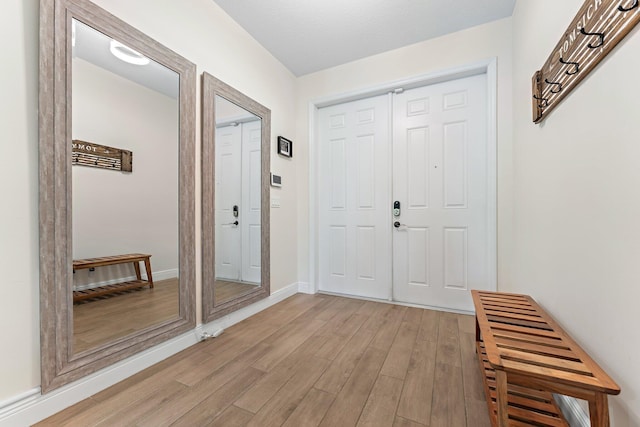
(533, 0, 640, 123)
(72, 140, 133, 172)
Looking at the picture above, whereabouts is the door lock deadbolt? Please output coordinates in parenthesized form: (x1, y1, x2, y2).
(393, 201, 401, 217)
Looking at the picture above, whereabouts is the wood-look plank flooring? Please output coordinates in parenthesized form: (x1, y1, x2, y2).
(41, 294, 491, 427)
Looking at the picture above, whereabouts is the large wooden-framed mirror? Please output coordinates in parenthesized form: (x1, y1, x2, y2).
(202, 73, 270, 323)
(39, 0, 196, 393)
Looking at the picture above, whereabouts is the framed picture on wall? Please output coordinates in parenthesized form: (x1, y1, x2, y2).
(277, 136, 293, 158)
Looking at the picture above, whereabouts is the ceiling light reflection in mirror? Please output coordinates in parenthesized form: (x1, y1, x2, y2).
(71, 19, 180, 354)
(109, 40, 150, 66)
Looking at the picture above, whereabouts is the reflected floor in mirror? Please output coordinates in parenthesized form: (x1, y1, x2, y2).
(73, 278, 179, 354)
(214, 280, 259, 305)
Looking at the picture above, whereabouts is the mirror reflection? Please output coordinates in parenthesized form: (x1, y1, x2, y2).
(214, 96, 262, 305)
(71, 19, 180, 353)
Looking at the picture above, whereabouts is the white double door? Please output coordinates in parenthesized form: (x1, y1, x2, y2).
(317, 74, 493, 311)
(215, 120, 262, 284)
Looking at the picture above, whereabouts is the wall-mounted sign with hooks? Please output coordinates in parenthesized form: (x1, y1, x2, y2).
(532, 0, 640, 123)
(72, 140, 133, 172)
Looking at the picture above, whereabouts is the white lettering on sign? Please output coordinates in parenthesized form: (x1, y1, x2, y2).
(556, 0, 603, 59)
(72, 142, 97, 153)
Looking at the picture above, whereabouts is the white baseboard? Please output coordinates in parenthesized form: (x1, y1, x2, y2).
(0, 282, 300, 427)
(317, 290, 475, 316)
(0, 389, 41, 424)
(74, 268, 178, 291)
(297, 281, 315, 294)
(554, 394, 589, 427)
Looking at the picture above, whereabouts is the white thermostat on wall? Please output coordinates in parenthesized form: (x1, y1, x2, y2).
(270, 173, 282, 187)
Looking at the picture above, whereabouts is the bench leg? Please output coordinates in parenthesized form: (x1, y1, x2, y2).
(589, 393, 610, 427)
(495, 369, 509, 427)
(144, 258, 154, 288)
(133, 262, 142, 280)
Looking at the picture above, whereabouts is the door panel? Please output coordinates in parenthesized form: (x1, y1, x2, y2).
(356, 135, 376, 208)
(318, 95, 391, 299)
(356, 225, 376, 280)
(407, 127, 430, 208)
(443, 227, 468, 289)
(215, 125, 241, 280)
(443, 121, 468, 208)
(241, 120, 262, 283)
(329, 226, 347, 277)
(330, 139, 347, 208)
(407, 227, 429, 286)
(393, 74, 489, 311)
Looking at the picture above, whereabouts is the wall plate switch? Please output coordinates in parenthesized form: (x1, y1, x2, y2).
(271, 197, 281, 208)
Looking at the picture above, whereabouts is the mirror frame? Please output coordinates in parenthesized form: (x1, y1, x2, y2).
(39, 0, 196, 393)
(202, 72, 271, 323)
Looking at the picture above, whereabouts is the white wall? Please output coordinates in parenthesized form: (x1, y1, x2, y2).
(0, 0, 40, 406)
(72, 58, 179, 284)
(295, 18, 514, 291)
(0, 0, 297, 404)
(511, 1, 640, 425)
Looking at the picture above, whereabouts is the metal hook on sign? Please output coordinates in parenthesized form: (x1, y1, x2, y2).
(559, 57, 580, 75)
(544, 78, 563, 94)
(533, 95, 549, 108)
(618, 0, 639, 12)
(579, 27, 605, 48)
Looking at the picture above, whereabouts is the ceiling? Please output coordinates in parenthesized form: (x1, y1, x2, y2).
(213, 0, 516, 76)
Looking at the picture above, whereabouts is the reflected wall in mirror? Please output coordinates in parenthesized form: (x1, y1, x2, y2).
(71, 19, 180, 354)
(39, 0, 195, 393)
(202, 73, 270, 322)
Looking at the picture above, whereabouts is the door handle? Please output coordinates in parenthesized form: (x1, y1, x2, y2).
(394, 221, 407, 229)
(225, 220, 239, 226)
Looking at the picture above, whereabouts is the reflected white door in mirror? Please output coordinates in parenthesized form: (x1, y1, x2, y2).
(202, 73, 271, 323)
(39, 0, 195, 393)
(215, 97, 262, 298)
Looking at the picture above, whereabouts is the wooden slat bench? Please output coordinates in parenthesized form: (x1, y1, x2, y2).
(472, 290, 620, 427)
(73, 254, 153, 302)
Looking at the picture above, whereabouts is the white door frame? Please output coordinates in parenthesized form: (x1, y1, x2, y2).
(308, 58, 498, 304)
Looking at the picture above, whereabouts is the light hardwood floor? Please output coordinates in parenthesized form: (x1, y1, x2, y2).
(40, 293, 491, 427)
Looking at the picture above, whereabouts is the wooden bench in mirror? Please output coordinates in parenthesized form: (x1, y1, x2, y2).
(73, 254, 153, 302)
(472, 290, 620, 427)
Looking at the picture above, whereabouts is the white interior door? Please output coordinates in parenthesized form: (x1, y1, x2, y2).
(392, 74, 490, 311)
(241, 120, 262, 284)
(215, 125, 241, 280)
(316, 74, 493, 310)
(317, 95, 391, 299)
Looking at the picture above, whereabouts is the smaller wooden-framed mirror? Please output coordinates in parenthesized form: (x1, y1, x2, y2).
(202, 73, 271, 322)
